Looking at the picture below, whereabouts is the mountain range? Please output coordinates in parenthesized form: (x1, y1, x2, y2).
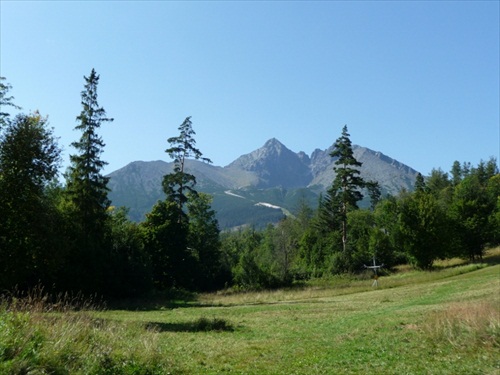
(107, 138, 419, 229)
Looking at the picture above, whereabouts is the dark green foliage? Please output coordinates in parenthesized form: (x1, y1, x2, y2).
(221, 228, 278, 289)
(0, 77, 21, 130)
(318, 190, 342, 234)
(329, 126, 364, 208)
(163, 116, 212, 215)
(449, 173, 495, 261)
(373, 196, 407, 265)
(63, 69, 114, 295)
(0, 113, 62, 290)
(187, 193, 230, 291)
(397, 191, 451, 269)
(144, 117, 226, 291)
(142, 200, 192, 290)
(297, 225, 328, 278)
(450, 161, 462, 186)
(427, 168, 451, 195)
(222, 229, 260, 288)
(263, 218, 301, 285)
(234, 246, 275, 289)
(487, 174, 500, 245)
(365, 180, 382, 210)
(330, 126, 364, 201)
(65, 69, 113, 227)
(321, 125, 367, 253)
(415, 172, 426, 193)
(368, 227, 397, 267)
(107, 207, 152, 297)
(2, 73, 498, 298)
(223, 213, 323, 288)
(345, 210, 374, 271)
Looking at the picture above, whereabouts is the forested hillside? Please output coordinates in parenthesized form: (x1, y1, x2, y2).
(1, 73, 498, 298)
(107, 139, 419, 227)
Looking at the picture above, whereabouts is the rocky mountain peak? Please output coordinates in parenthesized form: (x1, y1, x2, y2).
(227, 138, 312, 188)
(263, 137, 285, 152)
(107, 138, 420, 226)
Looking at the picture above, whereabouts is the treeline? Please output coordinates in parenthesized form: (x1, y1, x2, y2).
(0, 72, 498, 298)
(0, 71, 230, 297)
(223, 157, 499, 289)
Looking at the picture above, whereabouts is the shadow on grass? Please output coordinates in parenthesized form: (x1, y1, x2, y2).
(108, 299, 228, 311)
(107, 288, 226, 311)
(481, 250, 500, 266)
(145, 317, 235, 333)
(429, 247, 500, 271)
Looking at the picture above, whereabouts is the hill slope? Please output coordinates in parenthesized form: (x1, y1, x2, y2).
(107, 139, 419, 227)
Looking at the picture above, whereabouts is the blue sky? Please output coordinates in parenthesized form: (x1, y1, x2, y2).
(1, 1, 499, 176)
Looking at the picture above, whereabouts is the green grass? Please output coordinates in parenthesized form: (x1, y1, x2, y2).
(1, 248, 499, 374)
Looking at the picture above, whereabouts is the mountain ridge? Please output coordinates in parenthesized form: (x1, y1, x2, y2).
(107, 138, 419, 228)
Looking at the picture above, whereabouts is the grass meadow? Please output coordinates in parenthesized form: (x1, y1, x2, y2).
(1, 248, 499, 374)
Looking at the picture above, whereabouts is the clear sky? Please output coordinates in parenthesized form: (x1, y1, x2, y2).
(1, 1, 499, 176)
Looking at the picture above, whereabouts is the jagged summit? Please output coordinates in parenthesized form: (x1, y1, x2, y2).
(227, 138, 312, 188)
(228, 138, 289, 167)
(264, 137, 283, 147)
(107, 138, 419, 226)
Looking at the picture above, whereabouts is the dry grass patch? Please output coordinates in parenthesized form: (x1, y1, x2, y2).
(425, 300, 499, 349)
(0, 290, 179, 374)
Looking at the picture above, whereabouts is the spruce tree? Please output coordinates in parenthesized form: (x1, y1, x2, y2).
(66, 69, 113, 222)
(415, 173, 426, 193)
(450, 161, 462, 186)
(323, 125, 366, 252)
(64, 69, 113, 293)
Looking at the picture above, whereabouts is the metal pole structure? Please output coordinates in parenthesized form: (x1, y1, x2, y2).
(364, 256, 384, 287)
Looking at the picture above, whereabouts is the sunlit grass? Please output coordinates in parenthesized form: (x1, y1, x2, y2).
(0, 293, 176, 374)
(1, 247, 499, 374)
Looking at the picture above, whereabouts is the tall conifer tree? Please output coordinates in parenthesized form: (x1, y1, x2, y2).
(163, 116, 212, 221)
(323, 125, 366, 252)
(64, 69, 113, 293)
(144, 117, 215, 290)
(66, 69, 113, 223)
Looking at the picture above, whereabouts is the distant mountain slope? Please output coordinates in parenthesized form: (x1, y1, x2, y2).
(308, 145, 417, 196)
(107, 139, 419, 227)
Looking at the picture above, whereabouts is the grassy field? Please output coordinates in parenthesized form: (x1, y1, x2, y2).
(1, 248, 499, 374)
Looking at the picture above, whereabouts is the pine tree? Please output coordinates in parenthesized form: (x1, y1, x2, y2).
(144, 117, 214, 290)
(163, 116, 212, 220)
